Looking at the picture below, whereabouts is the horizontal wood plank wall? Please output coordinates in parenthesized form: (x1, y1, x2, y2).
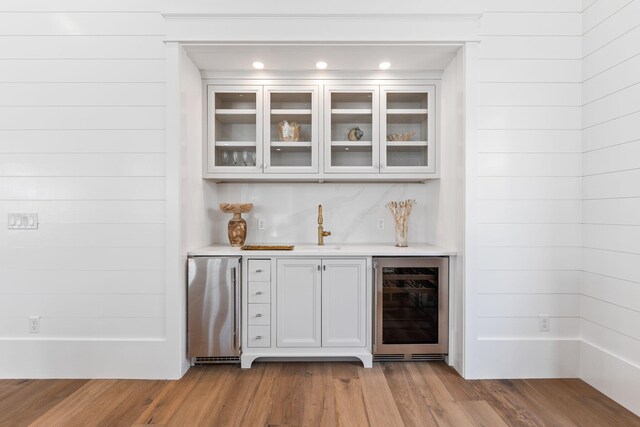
(0, 2, 168, 376)
(580, 0, 640, 415)
(473, 0, 582, 377)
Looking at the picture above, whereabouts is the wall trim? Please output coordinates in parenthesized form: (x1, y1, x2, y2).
(581, 340, 640, 416)
(163, 14, 482, 43)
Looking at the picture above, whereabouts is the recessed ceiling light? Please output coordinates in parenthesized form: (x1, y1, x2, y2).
(316, 61, 328, 69)
(379, 61, 391, 70)
(252, 61, 264, 69)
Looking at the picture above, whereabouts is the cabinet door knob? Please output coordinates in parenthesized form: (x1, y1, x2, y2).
(255, 269, 263, 273)
(255, 335, 262, 339)
(256, 291, 263, 295)
(255, 313, 263, 317)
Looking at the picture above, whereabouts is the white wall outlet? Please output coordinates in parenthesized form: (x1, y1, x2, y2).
(538, 315, 550, 332)
(8, 213, 38, 230)
(377, 218, 385, 230)
(257, 218, 266, 230)
(28, 316, 40, 334)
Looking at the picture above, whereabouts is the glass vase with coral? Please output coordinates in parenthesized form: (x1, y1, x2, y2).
(386, 199, 416, 247)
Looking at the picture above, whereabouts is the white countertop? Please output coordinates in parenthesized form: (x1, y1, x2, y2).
(188, 243, 456, 257)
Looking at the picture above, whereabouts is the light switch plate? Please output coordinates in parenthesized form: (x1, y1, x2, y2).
(8, 213, 38, 230)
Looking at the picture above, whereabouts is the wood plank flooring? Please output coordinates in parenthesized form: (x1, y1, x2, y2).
(0, 362, 638, 427)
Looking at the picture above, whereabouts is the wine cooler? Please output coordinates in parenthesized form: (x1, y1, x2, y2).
(373, 257, 449, 361)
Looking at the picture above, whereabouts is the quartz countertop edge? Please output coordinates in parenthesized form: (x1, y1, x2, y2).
(188, 243, 456, 257)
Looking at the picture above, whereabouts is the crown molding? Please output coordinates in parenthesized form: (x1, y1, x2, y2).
(162, 12, 483, 21)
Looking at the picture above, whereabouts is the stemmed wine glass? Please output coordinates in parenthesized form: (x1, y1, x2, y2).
(243, 151, 248, 166)
(232, 151, 239, 166)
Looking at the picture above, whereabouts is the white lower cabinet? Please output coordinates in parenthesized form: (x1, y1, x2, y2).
(241, 256, 371, 368)
(276, 258, 367, 348)
(321, 259, 367, 347)
(276, 258, 322, 347)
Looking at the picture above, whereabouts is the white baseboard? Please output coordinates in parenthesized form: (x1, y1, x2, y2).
(466, 339, 581, 379)
(580, 341, 640, 417)
(0, 339, 184, 379)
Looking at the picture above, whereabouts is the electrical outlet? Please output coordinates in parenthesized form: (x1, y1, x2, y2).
(538, 316, 550, 332)
(29, 316, 40, 334)
(257, 218, 265, 230)
(377, 218, 385, 230)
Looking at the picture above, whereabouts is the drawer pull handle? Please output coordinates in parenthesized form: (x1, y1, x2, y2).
(255, 335, 262, 339)
(255, 313, 263, 317)
(256, 291, 263, 295)
(255, 269, 263, 273)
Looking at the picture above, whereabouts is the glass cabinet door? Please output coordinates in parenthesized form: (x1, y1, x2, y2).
(264, 86, 318, 174)
(207, 85, 263, 174)
(324, 86, 379, 174)
(380, 86, 435, 174)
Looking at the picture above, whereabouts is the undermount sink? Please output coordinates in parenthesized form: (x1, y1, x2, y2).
(297, 245, 342, 250)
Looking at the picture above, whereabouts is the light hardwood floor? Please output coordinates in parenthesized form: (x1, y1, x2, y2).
(0, 362, 638, 426)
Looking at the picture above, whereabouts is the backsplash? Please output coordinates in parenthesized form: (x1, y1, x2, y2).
(207, 182, 440, 245)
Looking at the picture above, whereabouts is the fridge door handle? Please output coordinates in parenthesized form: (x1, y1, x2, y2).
(232, 266, 240, 352)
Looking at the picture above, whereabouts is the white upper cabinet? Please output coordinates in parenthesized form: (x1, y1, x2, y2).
(323, 86, 380, 174)
(264, 86, 319, 174)
(207, 85, 263, 175)
(380, 86, 436, 174)
(205, 81, 439, 181)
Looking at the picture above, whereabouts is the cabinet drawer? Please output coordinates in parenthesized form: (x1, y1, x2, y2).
(248, 260, 270, 281)
(248, 282, 270, 303)
(248, 303, 271, 325)
(247, 326, 271, 348)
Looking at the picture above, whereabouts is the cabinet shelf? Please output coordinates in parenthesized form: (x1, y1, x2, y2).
(331, 141, 372, 147)
(215, 108, 256, 115)
(387, 109, 428, 115)
(271, 141, 312, 148)
(331, 109, 372, 115)
(215, 141, 257, 147)
(271, 109, 312, 115)
(386, 140, 428, 147)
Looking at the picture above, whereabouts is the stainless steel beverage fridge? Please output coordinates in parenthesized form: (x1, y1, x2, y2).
(373, 257, 449, 361)
(187, 257, 241, 364)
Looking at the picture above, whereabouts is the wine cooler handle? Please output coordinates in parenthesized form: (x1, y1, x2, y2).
(373, 262, 378, 353)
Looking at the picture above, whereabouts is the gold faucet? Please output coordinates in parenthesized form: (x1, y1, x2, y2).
(317, 204, 331, 246)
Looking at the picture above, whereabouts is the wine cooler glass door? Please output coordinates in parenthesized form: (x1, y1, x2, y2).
(374, 257, 448, 357)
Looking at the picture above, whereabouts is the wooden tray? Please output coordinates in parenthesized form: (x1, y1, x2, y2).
(241, 245, 295, 251)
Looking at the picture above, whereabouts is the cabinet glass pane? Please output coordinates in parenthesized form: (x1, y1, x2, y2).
(330, 92, 373, 168)
(385, 92, 429, 168)
(269, 92, 312, 168)
(213, 92, 257, 168)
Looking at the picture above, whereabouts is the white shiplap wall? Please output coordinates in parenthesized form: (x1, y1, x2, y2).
(0, 3, 179, 377)
(580, 0, 640, 415)
(471, 0, 582, 377)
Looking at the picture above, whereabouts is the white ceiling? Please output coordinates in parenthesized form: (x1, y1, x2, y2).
(184, 44, 459, 71)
